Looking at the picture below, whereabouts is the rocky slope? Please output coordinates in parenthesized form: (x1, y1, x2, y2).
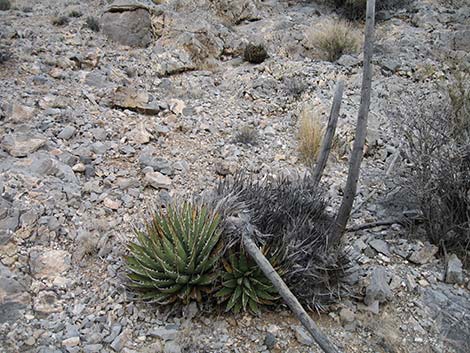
(0, 0, 469, 352)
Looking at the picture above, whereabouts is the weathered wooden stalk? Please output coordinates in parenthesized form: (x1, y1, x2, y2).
(243, 235, 341, 353)
(312, 81, 344, 186)
(334, 0, 376, 241)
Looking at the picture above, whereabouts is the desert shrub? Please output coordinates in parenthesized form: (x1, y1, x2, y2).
(0, 0, 11, 11)
(84, 16, 100, 32)
(52, 16, 70, 26)
(68, 10, 82, 18)
(244, 43, 268, 64)
(126, 202, 223, 304)
(305, 19, 361, 62)
(233, 125, 258, 145)
(285, 76, 308, 98)
(394, 83, 469, 260)
(0, 50, 11, 64)
(206, 174, 351, 311)
(298, 107, 326, 166)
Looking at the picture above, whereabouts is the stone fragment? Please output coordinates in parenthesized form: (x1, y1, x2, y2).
(128, 123, 152, 144)
(62, 337, 80, 347)
(110, 329, 129, 352)
(369, 239, 391, 256)
(164, 341, 182, 353)
(103, 197, 122, 210)
(364, 267, 392, 306)
(58, 126, 77, 140)
(145, 171, 172, 189)
(445, 254, 464, 284)
(264, 332, 276, 349)
(6, 103, 35, 123)
(33, 290, 62, 314)
(0, 264, 31, 323)
(1, 131, 47, 157)
(29, 248, 71, 280)
(149, 327, 178, 341)
(339, 307, 356, 329)
(408, 243, 438, 265)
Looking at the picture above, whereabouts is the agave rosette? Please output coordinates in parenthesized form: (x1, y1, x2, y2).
(126, 202, 223, 304)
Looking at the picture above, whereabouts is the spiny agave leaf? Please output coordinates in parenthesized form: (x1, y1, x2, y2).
(256, 290, 279, 301)
(226, 286, 242, 312)
(248, 298, 260, 313)
(233, 301, 242, 314)
(238, 252, 249, 273)
(140, 291, 174, 303)
(128, 244, 164, 273)
(195, 234, 223, 273)
(222, 278, 237, 288)
(241, 291, 249, 311)
(128, 275, 174, 289)
(189, 273, 217, 286)
(215, 286, 233, 298)
(229, 252, 241, 275)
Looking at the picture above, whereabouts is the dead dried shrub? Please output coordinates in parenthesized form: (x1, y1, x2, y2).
(393, 84, 469, 260)
(305, 19, 361, 62)
(205, 174, 352, 311)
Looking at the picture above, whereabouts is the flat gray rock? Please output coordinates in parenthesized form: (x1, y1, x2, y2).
(1, 131, 46, 157)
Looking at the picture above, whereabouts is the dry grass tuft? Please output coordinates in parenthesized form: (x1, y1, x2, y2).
(305, 19, 361, 62)
(298, 106, 326, 165)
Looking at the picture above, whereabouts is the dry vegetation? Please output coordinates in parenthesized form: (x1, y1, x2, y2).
(298, 105, 326, 165)
(305, 18, 361, 62)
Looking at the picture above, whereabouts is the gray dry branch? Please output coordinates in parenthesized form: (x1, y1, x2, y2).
(334, 0, 376, 242)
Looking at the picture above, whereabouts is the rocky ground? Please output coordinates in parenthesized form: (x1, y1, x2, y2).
(1, 0, 469, 352)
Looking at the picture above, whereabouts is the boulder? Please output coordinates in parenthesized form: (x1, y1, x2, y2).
(101, 3, 153, 48)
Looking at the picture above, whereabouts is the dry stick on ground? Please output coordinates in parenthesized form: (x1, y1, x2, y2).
(312, 81, 344, 186)
(334, 0, 376, 242)
(243, 233, 341, 353)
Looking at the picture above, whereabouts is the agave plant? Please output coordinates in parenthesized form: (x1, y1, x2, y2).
(216, 247, 284, 314)
(126, 202, 223, 304)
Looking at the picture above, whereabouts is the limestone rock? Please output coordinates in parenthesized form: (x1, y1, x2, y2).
(102, 7, 153, 48)
(29, 248, 71, 280)
(445, 254, 464, 284)
(364, 267, 392, 306)
(408, 243, 438, 265)
(145, 171, 172, 189)
(1, 131, 47, 157)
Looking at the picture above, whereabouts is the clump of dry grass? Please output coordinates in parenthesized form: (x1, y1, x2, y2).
(298, 106, 326, 165)
(305, 19, 361, 62)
